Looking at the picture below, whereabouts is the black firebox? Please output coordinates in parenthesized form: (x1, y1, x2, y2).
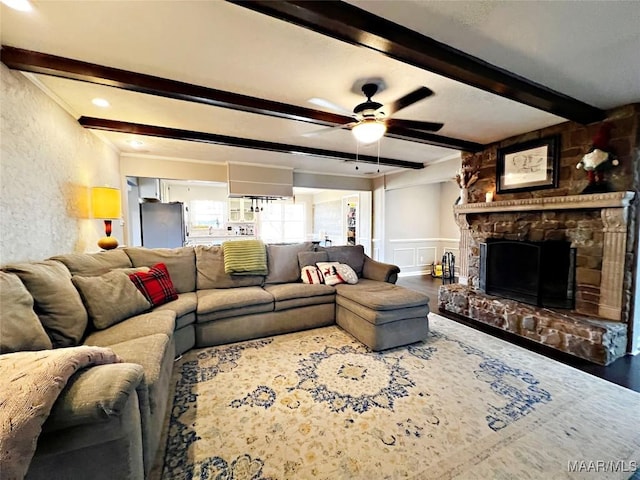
(479, 239, 576, 309)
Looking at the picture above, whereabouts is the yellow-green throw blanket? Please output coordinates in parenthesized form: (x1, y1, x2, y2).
(0, 346, 121, 479)
(223, 239, 268, 275)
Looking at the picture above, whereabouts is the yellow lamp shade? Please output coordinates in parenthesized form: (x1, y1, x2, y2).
(91, 187, 121, 219)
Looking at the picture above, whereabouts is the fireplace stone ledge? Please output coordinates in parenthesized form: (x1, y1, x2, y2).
(438, 284, 627, 366)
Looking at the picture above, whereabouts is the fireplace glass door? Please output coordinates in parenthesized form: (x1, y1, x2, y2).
(480, 240, 575, 309)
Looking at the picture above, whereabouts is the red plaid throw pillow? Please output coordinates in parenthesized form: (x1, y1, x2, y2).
(129, 263, 178, 307)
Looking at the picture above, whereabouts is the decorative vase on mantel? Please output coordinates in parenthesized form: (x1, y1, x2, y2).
(459, 188, 468, 204)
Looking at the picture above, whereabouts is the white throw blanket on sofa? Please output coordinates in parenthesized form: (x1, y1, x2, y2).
(0, 346, 121, 480)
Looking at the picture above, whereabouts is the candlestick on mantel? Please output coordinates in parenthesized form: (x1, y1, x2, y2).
(485, 192, 494, 202)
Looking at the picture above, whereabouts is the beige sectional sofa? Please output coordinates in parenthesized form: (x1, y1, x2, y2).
(0, 242, 429, 479)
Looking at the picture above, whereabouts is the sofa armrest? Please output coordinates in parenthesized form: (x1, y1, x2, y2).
(43, 362, 145, 432)
(362, 255, 401, 284)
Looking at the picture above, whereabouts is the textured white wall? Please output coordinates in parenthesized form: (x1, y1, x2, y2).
(439, 181, 462, 239)
(0, 65, 121, 263)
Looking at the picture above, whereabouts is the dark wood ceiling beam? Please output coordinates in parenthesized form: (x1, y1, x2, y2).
(232, 0, 606, 125)
(1, 45, 480, 151)
(78, 117, 424, 170)
(0, 45, 349, 126)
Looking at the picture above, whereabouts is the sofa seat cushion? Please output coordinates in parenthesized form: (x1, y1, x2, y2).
(83, 311, 176, 347)
(336, 295, 428, 326)
(196, 287, 273, 321)
(153, 292, 197, 318)
(336, 281, 429, 311)
(44, 362, 144, 432)
(263, 283, 336, 311)
(125, 247, 196, 294)
(107, 334, 173, 415)
(263, 283, 335, 301)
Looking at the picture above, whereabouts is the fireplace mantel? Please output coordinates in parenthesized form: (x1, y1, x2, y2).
(454, 191, 635, 215)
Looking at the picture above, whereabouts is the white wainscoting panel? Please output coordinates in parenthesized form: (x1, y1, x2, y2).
(416, 246, 437, 267)
(393, 248, 416, 268)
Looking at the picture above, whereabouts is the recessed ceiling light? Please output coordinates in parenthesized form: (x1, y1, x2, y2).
(91, 98, 110, 108)
(127, 140, 144, 149)
(1, 0, 33, 12)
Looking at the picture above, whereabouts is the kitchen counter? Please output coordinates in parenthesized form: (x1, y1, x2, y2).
(186, 234, 256, 246)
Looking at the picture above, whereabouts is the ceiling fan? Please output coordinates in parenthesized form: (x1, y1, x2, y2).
(308, 80, 444, 144)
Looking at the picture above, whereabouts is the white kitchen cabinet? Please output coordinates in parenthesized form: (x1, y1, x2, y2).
(228, 198, 255, 223)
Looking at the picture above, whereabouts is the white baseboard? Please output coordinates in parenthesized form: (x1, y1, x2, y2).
(398, 270, 431, 278)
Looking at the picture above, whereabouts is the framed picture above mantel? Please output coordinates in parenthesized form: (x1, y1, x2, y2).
(496, 135, 560, 194)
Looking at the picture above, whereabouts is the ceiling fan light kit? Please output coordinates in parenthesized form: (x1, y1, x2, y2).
(352, 118, 387, 144)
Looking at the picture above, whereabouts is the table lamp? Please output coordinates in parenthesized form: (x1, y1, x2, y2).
(91, 186, 121, 250)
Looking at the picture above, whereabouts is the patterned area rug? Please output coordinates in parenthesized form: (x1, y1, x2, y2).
(159, 314, 640, 479)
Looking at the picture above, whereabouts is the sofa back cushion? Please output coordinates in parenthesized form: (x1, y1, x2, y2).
(4, 260, 88, 347)
(72, 270, 151, 330)
(125, 247, 195, 293)
(0, 272, 52, 353)
(319, 245, 366, 276)
(265, 242, 314, 284)
(50, 249, 132, 276)
(195, 245, 264, 289)
(298, 250, 329, 268)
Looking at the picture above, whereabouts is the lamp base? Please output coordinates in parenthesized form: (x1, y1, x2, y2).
(98, 236, 119, 250)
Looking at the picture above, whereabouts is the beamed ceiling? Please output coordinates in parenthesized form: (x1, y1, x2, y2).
(1, 0, 639, 177)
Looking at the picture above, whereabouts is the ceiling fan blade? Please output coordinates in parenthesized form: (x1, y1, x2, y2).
(308, 97, 354, 116)
(386, 118, 444, 132)
(302, 122, 357, 137)
(383, 87, 434, 116)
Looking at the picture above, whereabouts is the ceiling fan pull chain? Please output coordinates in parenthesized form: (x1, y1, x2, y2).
(355, 141, 359, 170)
(377, 138, 381, 173)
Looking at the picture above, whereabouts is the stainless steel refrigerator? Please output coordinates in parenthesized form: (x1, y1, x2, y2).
(140, 202, 186, 248)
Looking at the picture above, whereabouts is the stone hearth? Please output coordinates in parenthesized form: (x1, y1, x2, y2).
(439, 284, 627, 365)
(439, 191, 635, 365)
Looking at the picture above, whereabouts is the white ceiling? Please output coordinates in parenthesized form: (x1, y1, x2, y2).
(2, 0, 639, 178)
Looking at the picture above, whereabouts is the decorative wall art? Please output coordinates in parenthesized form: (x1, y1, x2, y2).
(496, 135, 560, 193)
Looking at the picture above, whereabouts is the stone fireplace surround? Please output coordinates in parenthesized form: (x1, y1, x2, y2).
(438, 191, 635, 365)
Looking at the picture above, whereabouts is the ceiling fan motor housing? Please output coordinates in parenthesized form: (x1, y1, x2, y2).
(354, 83, 384, 117)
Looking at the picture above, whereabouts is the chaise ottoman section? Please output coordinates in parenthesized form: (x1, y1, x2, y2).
(335, 282, 430, 350)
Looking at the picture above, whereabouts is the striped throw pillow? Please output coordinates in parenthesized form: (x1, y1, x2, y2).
(301, 266, 324, 284)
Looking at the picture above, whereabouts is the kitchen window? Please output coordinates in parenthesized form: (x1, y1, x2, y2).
(189, 200, 226, 229)
(259, 201, 305, 243)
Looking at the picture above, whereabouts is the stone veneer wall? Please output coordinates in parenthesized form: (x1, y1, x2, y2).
(452, 104, 640, 353)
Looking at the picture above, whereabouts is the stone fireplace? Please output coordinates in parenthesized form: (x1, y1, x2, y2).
(439, 191, 635, 365)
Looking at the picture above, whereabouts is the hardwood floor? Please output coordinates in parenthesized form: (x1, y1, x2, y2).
(397, 274, 640, 393)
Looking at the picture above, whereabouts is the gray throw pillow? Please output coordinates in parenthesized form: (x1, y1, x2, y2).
(5, 260, 88, 347)
(265, 242, 314, 284)
(298, 250, 329, 268)
(72, 270, 151, 330)
(0, 272, 52, 353)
